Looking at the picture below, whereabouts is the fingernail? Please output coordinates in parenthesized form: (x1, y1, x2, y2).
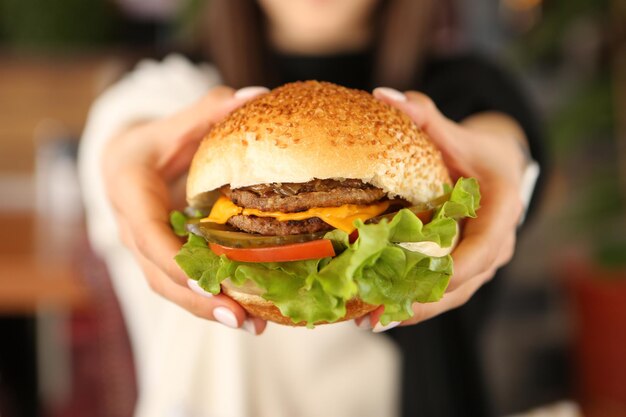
(372, 320, 400, 333)
(234, 86, 270, 100)
(187, 279, 213, 298)
(373, 87, 407, 102)
(213, 306, 239, 329)
(241, 318, 258, 335)
(356, 316, 371, 330)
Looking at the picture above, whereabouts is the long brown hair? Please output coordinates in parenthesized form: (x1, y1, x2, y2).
(204, 0, 452, 90)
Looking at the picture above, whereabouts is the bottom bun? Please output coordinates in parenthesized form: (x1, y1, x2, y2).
(221, 279, 377, 326)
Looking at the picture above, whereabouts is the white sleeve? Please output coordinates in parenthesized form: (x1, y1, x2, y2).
(78, 54, 221, 257)
(77, 58, 237, 414)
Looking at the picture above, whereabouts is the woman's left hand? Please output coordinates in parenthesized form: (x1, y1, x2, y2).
(102, 86, 271, 334)
(359, 87, 530, 332)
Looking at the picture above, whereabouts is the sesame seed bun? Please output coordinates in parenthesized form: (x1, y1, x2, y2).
(187, 81, 451, 208)
(220, 279, 378, 326)
(186, 81, 453, 326)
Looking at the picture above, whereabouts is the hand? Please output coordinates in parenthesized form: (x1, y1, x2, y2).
(102, 86, 270, 334)
(359, 87, 529, 332)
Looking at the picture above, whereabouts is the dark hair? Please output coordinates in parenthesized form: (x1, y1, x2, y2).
(204, 0, 449, 90)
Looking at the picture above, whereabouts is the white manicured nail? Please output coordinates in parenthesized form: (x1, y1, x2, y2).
(187, 279, 213, 298)
(241, 319, 257, 335)
(373, 320, 400, 333)
(234, 86, 270, 100)
(374, 87, 407, 102)
(357, 316, 371, 330)
(213, 307, 239, 329)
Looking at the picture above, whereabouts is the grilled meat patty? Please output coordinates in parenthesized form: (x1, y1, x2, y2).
(227, 215, 332, 236)
(223, 179, 385, 213)
(223, 179, 386, 235)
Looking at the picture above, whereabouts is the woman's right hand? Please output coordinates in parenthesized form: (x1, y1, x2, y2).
(360, 87, 529, 332)
(102, 86, 270, 335)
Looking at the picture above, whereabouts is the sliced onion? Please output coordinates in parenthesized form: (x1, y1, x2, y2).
(397, 223, 460, 257)
(221, 278, 265, 296)
(187, 221, 327, 248)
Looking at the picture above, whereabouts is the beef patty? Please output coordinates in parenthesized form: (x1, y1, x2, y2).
(227, 215, 332, 236)
(223, 179, 385, 213)
(224, 179, 386, 235)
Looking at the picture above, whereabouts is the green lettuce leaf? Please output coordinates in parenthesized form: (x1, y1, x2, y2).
(175, 234, 225, 293)
(436, 177, 480, 220)
(173, 177, 480, 327)
(170, 210, 189, 237)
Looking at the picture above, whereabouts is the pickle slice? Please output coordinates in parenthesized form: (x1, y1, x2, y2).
(366, 193, 450, 224)
(187, 221, 327, 248)
(185, 193, 450, 246)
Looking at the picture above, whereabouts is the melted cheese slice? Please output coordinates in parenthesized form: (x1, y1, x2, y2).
(203, 195, 390, 233)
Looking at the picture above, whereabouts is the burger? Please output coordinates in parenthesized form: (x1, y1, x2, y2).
(172, 81, 480, 327)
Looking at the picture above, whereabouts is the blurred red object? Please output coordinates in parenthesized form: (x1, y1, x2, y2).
(561, 253, 626, 417)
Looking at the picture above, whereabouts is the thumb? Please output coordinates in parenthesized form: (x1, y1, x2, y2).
(373, 88, 477, 177)
(172, 86, 270, 139)
(158, 86, 270, 178)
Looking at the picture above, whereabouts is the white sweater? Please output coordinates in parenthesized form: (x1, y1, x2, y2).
(79, 55, 399, 417)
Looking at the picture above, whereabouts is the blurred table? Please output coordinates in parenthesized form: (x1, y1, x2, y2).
(0, 52, 129, 312)
(0, 52, 125, 173)
(0, 52, 127, 416)
(0, 213, 89, 314)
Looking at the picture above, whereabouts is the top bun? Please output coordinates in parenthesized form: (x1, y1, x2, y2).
(187, 81, 451, 207)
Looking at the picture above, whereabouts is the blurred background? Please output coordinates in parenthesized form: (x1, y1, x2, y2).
(0, 0, 624, 416)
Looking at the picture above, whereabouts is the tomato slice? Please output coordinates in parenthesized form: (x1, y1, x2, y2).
(414, 210, 433, 224)
(209, 239, 336, 263)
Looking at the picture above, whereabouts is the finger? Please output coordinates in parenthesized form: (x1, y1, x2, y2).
(170, 175, 188, 209)
(161, 86, 237, 142)
(108, 166, 188, 286)
(116, 216, 135, 251)
(370, 306, 385, 328)
(249, 317, 268, 335)
(135, 254, 248, 327)
(157, 86, 270, 178)
(188, 280, 268, 335)
(369, 268, 491, 332)
(446, 234, 512, 293)
(373, 88, 477, 178)
(373, 89, 461, 153)
(495, 232, 517, 269)
(187, 279, 268, 335)
(373, 88, 443, 127)
(358, 305, 385, 329)
(447, 183, 522, 290)
(402, 268, 492, 326)
(402, 91, 475, 167)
